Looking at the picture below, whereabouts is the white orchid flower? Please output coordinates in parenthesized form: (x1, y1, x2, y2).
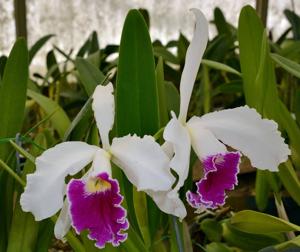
(20, 83, 175, 248)
(158, 9, 291, 219)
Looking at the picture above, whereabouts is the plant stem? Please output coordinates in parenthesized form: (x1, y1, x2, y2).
(0, 158, 25, 187)
(172, 216, 184, 252)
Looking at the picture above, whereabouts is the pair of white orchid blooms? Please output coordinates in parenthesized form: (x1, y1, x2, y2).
(20, 9, 290, 248)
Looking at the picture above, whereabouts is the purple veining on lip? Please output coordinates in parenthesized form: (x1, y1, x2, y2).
(67, 172, 129, 248)
(186, 152, 241, 209)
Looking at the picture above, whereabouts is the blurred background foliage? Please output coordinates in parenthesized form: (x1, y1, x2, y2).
(1, 2, 300, 252)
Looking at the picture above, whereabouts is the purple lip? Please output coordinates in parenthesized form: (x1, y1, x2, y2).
(187, 152, 240, 209)
(67, 172, 129, 248)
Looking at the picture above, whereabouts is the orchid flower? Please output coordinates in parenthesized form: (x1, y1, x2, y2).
(20, 83, 175, 248)
(159, 9, 291, 219)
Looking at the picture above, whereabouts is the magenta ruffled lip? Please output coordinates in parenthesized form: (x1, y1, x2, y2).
(67, 172, 129, 248)
(186, 152, 241, 209)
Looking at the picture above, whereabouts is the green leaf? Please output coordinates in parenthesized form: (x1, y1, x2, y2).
(116, 9, 159, 136)
(153, 47, 179, 64)
(238, 5, 264, 109)
(201, 219, 222, 242)
(27, 89, 70, 138)
(223, 221, 283, 251)
(284, 9, 300, 40)
(75, 57, 105, 96)
(165, 81, 180, 116)
(231, 210, 300, 234)
(156, 57, 169, 127)
(0, 55, 7, 79)
(63, 96, 92, 141)
(116, 9, 159, 246)
(46, 50, 60, 80)
(271, 53, 300, 79)
(7, 133, 46, 252)
(29, 34, 54, 63)
(278, 160, 300, 206)
(206, 242, 231, 252)
(0, 38, 28, 161)
(212, 80, 243, 96)
(255, 170, 270, 211)
(201, 59, 241, 76)
(214, 7, 232, 36)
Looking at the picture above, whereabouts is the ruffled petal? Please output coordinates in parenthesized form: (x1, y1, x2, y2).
(110, 135, 175, 191)
(164, 114, 191, 191)
(67, 172, 128, 248)
(194, 106, 290, 171)
(187, 152, 240, 209)
(187, 116, 226, 159)
(20, 142, 98, 220)
(92, 83, 115, 150)
(146, 189, 187, 220)
(179, 9, 209, 122)
(54, 199, 71, 240)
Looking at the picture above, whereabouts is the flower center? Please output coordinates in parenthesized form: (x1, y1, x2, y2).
(212, 154, 225, 169)
(86, 177, 112, 193)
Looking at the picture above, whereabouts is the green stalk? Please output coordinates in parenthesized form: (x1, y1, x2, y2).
(172, 216, 184, 252)
(0, 159, 25, 187)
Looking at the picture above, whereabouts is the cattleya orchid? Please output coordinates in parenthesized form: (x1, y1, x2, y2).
(20, 83, 175, 248)
(158, 9, 291, 219)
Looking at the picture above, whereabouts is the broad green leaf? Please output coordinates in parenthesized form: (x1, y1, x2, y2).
(116, 9, 159, 246)
(116, 9, 159, 136)
(27, 89, 70, 138)
(238, 5, 264, 108)
(223, 221, 284, 251)
(29, 34, 54, 63)
(238, 6, 281, 211)
(271, 53, 300, 79)
(0, 38, 28, 161)
(75, 57, 105, 96)
(231, 210, 300, 234)
(202, 59, 241, 76)
(0, 40, 27, 251)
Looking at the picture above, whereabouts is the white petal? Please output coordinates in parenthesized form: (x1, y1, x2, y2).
(92, 82, 115, 150)
(89, 148, 112, 177)
(146, 189, 187, 220)
(187, 116, 227, 159)
(20, 142, 98, 220)
(161, 141, 174, 159)
(110, 135, 175, 191)
(178, 9, 209, 122)
(54, 199, 71, 240)
(195, 106, 291, 171)
(163, 114, 191, 191)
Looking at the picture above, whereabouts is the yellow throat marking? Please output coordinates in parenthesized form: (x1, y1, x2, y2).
(86, 177, 111, 193)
